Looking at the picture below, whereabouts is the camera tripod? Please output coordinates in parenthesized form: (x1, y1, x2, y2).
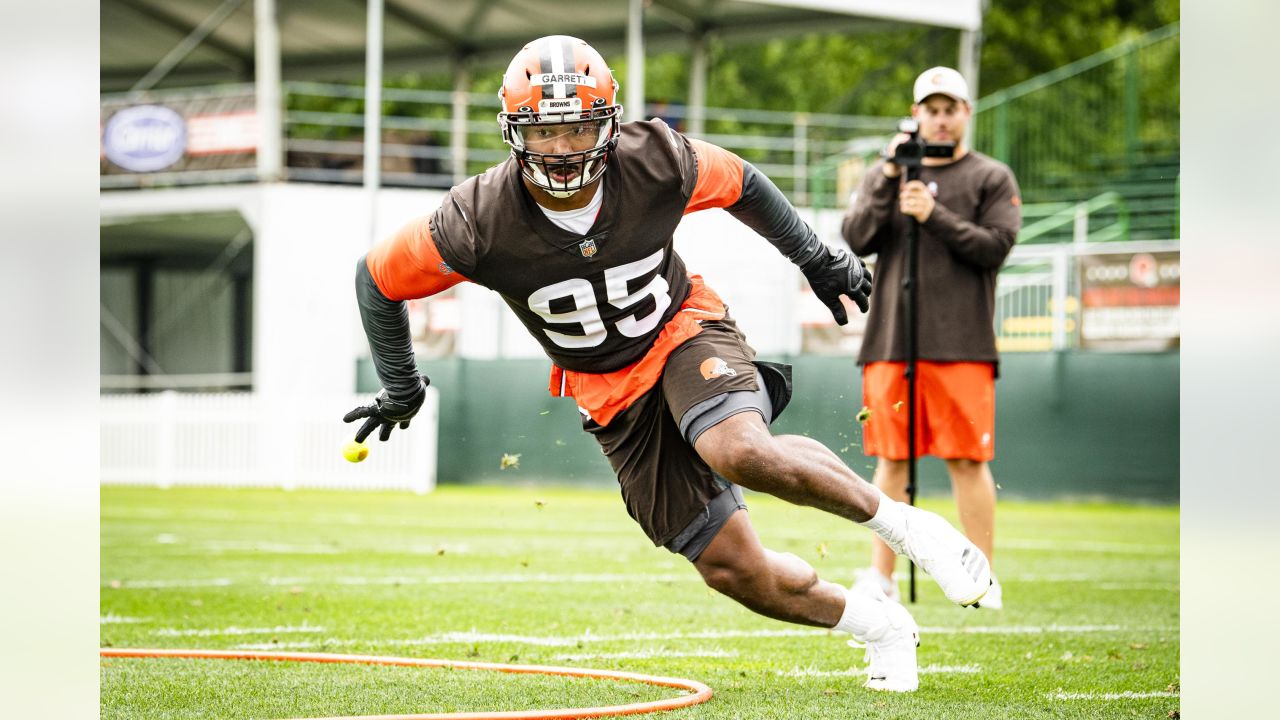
(903, 160, 922, 604)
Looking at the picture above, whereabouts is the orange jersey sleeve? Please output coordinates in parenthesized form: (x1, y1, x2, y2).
(684, 139, 745, 214)
(365, 216, 468, 301)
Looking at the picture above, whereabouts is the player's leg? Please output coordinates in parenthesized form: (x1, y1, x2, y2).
(580, 349, 916, 690)
(694, 412, 987, 606)
(668, 323, 989, 607)
(691, 499, 843, 626)
(694, 411, 880, 521)
(689, 498, 919, 692)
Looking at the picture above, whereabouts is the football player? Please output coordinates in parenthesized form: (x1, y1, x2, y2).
(346, 35, 991, 693)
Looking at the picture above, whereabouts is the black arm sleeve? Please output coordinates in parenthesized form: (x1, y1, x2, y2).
(725, 162, 830, 271)
(355, 256, 421, 401)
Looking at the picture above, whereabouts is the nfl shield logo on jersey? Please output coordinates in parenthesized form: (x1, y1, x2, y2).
(578, 238, 598, 258)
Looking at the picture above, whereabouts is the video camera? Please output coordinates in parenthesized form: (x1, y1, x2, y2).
(889, 118, 955, 168)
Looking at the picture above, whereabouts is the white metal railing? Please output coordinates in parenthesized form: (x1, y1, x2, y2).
(100, 390, 438, 493)
(101, 82, 899, 204)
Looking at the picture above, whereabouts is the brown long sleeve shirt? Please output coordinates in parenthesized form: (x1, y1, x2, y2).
(841, 151, 1021, 366)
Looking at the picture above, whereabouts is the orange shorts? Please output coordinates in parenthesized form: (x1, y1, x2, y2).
(860, 361, 995, 462)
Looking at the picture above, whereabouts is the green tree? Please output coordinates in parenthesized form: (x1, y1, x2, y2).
(982, 0, 1179, 93)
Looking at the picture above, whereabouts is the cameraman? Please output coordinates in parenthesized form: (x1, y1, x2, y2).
(841, 67, 1021, 609)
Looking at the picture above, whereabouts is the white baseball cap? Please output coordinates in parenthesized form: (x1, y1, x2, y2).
(913, 66, 970, 104)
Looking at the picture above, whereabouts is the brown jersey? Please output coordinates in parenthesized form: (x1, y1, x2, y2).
(361, 118, 812, 424)
(427, 119, 700, 374)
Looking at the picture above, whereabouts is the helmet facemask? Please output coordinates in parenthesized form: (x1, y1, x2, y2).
(500, 101, 622, 198)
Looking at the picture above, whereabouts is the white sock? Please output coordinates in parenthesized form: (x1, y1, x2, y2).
(832, 587, 890, 642)
(859, 489, 907, 546)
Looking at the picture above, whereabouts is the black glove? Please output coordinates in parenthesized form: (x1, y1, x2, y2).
(800, 247, 873, 325)
(343, 374, 430, 442)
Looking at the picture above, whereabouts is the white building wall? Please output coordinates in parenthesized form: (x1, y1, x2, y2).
(253, 184, 373, 398)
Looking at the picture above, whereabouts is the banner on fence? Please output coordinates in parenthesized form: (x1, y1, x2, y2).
(1079, 250, 1180, 351)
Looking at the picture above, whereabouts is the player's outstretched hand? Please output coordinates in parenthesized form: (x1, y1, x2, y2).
(343, 374, 430, 442)
(800, 247, 873, 325)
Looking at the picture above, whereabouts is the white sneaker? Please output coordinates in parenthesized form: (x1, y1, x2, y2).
(852, 567, 901, 603)
(849, 584, 919, 692)
(881, 504, 992, 607)
(974, 576, 1002, 610)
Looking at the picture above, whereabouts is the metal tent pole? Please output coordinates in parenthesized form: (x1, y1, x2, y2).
(626, 0, 645, 119)
(363, 0, 384, 195)
(364, 0, 384, 248)
(254, 0, 282, 182)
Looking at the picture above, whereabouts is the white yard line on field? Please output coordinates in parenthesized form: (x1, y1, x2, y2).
(1096, 582, 1179, 591)
(155, 624, 326, 637)
(388, 624, 1153, 647)
(1001, 573, 1093, 582)
(993, 575, 1178, 590)
(233, 641, 339, 650)
(394, 629, 826, 647)
(100, 615, 145, 624)
(1001, 539, 1176, 555)
(918, 624, 1132, 635)
(104, 507, 640, 536)
(200, 540, 342, 554)
(104, 573, 1177, 591)
(779, 664, 981, 678)
(553, 649, 739, 661)
(105, 573, 698, 588)
(333, 573, 692, 585)
(197, 541, 475, 556)
(1051, 690, 1179, 700)
(105, 578, 234, 589)
(218, 623, 1164, 652)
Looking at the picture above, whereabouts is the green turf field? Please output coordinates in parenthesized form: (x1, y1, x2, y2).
(101, 485, 1179, 719)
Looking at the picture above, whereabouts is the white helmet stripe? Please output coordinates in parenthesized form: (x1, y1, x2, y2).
(550, 36, 568, 99)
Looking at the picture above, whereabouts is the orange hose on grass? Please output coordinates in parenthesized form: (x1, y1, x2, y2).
(99, 648, 713, 720)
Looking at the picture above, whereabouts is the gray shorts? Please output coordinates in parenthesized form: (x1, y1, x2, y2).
(663, 370, 775, 562)
(663, 483, 748, 561)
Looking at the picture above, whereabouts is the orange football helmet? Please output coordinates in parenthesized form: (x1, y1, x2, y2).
(498, 36, 623, 198)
